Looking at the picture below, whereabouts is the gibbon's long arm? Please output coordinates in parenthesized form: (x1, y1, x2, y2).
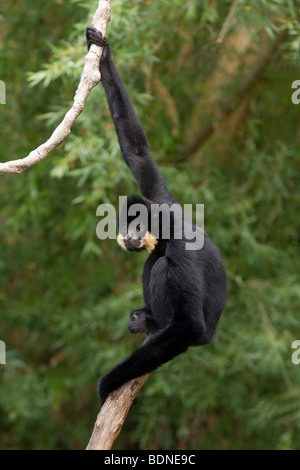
(87, 27, 174, 204)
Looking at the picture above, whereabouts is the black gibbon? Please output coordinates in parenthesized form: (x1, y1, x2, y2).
(86, 27, 227, 404)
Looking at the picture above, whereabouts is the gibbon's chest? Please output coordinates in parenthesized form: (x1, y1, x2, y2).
(142, 251, 167, 286)
(142, 253, 174, 325)
(142, 254, 159, 296)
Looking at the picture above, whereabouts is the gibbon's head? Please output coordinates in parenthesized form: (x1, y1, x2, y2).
(117, 196, 158, 253)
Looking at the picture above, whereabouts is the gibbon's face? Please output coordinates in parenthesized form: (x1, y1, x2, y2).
(117, 221, 158, 253)
(117, 197, 158, 253)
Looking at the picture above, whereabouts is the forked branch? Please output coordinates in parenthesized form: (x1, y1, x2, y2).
(0, 0, 111, 175)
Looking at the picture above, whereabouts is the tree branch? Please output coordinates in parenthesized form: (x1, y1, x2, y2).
(181, 28, 287, 157)
(217, 0, 241, 44)
(2, 0, 148, 449)
(0, 0, 111, 175)
(86, 337, 154, 450)
(86, 373, 149, 450)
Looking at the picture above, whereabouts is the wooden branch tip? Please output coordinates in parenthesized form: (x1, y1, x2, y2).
(86, 373, 150, 450)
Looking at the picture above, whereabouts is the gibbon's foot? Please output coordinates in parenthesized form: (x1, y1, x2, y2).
(98, 375, 138, 407)
(86, 26, 107, 49)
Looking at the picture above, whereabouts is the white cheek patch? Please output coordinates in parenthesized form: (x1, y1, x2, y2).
(140, 231, 158, 253)
(117, 232, 158, 253)
(117, 233, 126, 250)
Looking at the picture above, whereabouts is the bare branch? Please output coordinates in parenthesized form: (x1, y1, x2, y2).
(86, 374, 150, 450)
(87, 336, 153, 450)
(217, 0, 241, 44)
(0, 0, 111, 175)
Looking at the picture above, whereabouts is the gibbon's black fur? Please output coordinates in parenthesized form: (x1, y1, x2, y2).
(86, 27, 227, 404)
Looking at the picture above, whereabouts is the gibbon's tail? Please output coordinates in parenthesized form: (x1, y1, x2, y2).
(98, 321, 201, 403)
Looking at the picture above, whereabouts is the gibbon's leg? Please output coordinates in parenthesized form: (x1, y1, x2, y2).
(98, 319, 208, 404)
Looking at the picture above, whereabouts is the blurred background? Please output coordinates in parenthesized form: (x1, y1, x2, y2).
(0, 0, 299, 450)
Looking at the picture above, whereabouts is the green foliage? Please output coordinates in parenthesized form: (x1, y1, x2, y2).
(0, 0, 300, 450)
